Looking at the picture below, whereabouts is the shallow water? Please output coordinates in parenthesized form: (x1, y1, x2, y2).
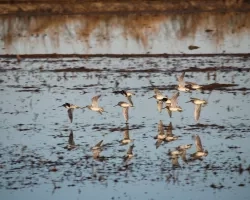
(0, 55, 250, 200)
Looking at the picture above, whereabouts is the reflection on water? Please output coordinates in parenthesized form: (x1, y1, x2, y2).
(0, 55, 250, 199)
(1, 10, 250, 54)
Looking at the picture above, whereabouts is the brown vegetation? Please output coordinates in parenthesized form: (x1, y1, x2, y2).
(0, 0, 250, 53)
(0, 0, 250, 15)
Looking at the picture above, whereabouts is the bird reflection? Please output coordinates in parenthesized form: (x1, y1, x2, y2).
(165, 122, 179, 142)
(123, 144, 135, 162)
(171, 155, 181, 168)
(190, 134, 208, 161)
(154, 120, 166, 149)
(91, 140, 105, 161)
(64, 130, 76, 150)
(120, 124, 134, 145)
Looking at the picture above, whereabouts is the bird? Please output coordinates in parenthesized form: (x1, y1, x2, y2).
(185, 81, 203, 91)
(91, 140, 103, 160)
(177, 72, 190, 92)
(186, 97, 207, 106)
(168, 149, 183, 157)
(59, 103, 82, 123)
(165, 92, 182, 117)
(165, 122, 179, 142)
(191, 135, 208, 159)
(123, 144, 135, 162)
(114, 101, 133, 123)
(84, 95, 106, 114)
(113, 90, 135, 107)
(120, 124, 134, 145)
(165, 92, 179, 106)
(154, 120, 166, 149)
(176, 144, 192, 151)
(148, 88, 168, 101)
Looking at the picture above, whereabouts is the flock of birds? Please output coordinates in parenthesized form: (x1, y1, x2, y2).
(60, 72, 211, 165)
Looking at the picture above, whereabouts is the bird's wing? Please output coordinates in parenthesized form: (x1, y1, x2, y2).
(94, 140, 103, 148)
(126, 96, 134, 107)
(170, 92, 180, 107)
(166, 107, 172, 118)
(154, 88, 163, 96)
(178, 72, 185, 87)
(122, 107, 129, 122)
(166, 122, 173, 136)
(195, 135, 203, 152)
(158, 120, 164, 135)
(157, 101, 163, 113)
(155, 139, 163, 149)
(91, 95, 101, 107)
(181, 150, 187, 163)
(67, 108, 74, 123)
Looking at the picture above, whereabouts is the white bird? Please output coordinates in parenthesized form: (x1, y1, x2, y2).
(114, 101, 133, 123)
(84, 95, 106, 114)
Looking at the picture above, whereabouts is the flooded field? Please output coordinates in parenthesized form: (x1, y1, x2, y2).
(0, 55, 250, 199)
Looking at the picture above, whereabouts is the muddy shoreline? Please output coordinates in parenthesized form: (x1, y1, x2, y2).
(1, 53, 250, 59)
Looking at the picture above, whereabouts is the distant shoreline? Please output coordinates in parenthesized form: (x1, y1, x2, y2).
(1, 53, 249, 59)
(1, 0, 250, 16)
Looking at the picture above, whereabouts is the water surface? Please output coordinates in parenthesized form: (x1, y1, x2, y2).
(0, 55, 250, 199)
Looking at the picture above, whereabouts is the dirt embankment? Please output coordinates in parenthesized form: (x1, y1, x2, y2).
(1, 0, 250, 16)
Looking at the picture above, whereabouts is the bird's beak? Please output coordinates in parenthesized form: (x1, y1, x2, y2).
(58, 105, 63, 107)
(148, 96, 154, 99)
(113, 105, 118, 107)
(185, 100, 191, 103)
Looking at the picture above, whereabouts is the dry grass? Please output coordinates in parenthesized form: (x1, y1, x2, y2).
(1, 0, 250, 50)
(0, 0, 249, 15)
(1, 11, 250, 50)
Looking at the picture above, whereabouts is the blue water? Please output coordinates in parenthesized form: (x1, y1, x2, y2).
(0, 56, 250, 199)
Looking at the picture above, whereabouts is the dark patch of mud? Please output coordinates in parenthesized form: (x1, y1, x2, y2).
(184, 66, 250, 72)
(45, 67, 103, 73)
(202, 83, 238, 90)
